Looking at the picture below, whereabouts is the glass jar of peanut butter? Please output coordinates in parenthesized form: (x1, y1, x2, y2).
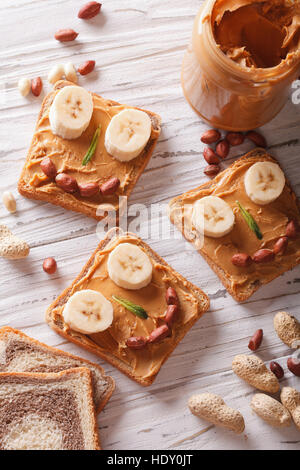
(182, 0, 300, 131)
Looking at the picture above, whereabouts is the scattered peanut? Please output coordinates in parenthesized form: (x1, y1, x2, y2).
(248, 329, 263, 352)
(78, 182, 99, 198)
(48, 64, 65, 84)
(55, 173, 78, 194)
(226, 132, 245, 146)
(216, 139, 230, 159)
(126, 336, 148, 350)
(274, 311, 300, 349)
(231, 253, 252, 268)
(2, 191, 16, 214)
(0, 225, 30, 259)
(201, 130, 221, 144)
(165, 287, 179, 306)
(281, 387, 300, 430)
(188, 393, 245, 434)
(54, 29, 78, 42)
(250, 394, 291, 428)
(43, 257, 57, 275)
(64, 62, 78, 83)
(273, 236, 288, 255)
(78, 2, 102, 19)
(100, 177, 120, 196)
(78, 60, 96, 76)
(203, 147, 219, 165)
(40, 157, 57, 179)
(286, 220, 299, 239)
(18, 78, 31, 97)
(204, 164, 220, 177)
(165, 305, 178, 327)
(232, 354, 280, 393)
(287, 357, 300, 377)
(270, 361, 284, 380)
(148, 325, 170, 344)
(246, 131, 267, 148)
(253, 249, 275, 264)
(31, 77, 43, 97)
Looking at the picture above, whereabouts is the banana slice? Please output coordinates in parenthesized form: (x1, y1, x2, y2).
(105, 109, 151, 162)
(63, 290, 113, 334)
(192, 196, 235, 238)
(49, 86, 93, 140)
(107, 243, 153, 290)
(245, 162, 285, 205)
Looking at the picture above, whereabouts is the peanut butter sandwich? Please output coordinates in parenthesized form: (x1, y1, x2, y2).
(169, 149, 300, 302)
(18, 80, 161, 220)
(46, 230, 210, 386)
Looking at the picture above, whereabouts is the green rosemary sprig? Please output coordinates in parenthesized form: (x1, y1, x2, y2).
(112, 296, 148, 320)
(236, 201, 263, 240)
(82, 125, 101, 166)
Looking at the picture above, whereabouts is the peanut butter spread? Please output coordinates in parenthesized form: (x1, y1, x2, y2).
(52, 236, 203, 381)
(22, 84, 160, 213)
(169, 153, 300, 299)
(213, 0, 300, 68)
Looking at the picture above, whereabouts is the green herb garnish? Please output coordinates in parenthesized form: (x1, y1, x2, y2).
(82, 125, 101, 166)
(112, 296, 148, 319)
(236, 201, 263, 240)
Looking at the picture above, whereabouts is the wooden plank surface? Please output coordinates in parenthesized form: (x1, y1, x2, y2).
(0, 0, 300, 450)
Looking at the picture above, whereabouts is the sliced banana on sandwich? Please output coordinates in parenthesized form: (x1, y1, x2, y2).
(244, 162, 285, 205)
(63, 290, 113, 334)
(105, 109, 152, 162)
(49, 86, 94, 140)
(107, 242, 153, 290)
(192, 196, 235, 238)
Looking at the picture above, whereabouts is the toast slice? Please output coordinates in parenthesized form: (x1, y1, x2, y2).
(0, 327, 114, 413)
(18, 80, 161, 220)
(0, 368, 100, 450)
(169, 149, 300, 302)
(46, 229, 210, 386)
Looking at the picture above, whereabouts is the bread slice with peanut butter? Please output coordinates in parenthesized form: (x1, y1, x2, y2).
(46, 229, 210, 386)
(169, 149, 300, 302)
(18, 80, 161, 220)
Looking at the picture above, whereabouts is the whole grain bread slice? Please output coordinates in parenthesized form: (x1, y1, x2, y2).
(0, 368, 100, 450)
(0, 326, 114, 413)
(46, 229, 210, 386)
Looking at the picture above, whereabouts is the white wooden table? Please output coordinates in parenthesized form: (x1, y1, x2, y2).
(1, 0, 300, 451)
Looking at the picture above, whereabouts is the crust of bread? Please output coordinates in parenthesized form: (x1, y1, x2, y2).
(0, 367, 101, 450)
(45, 229, 210, 386)
(0, 326, 115, 414)
(169, 149, 300, 303)
(18, 80, 161, 220)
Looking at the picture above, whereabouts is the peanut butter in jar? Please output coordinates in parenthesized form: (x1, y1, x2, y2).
(182, 0, 300, 131)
